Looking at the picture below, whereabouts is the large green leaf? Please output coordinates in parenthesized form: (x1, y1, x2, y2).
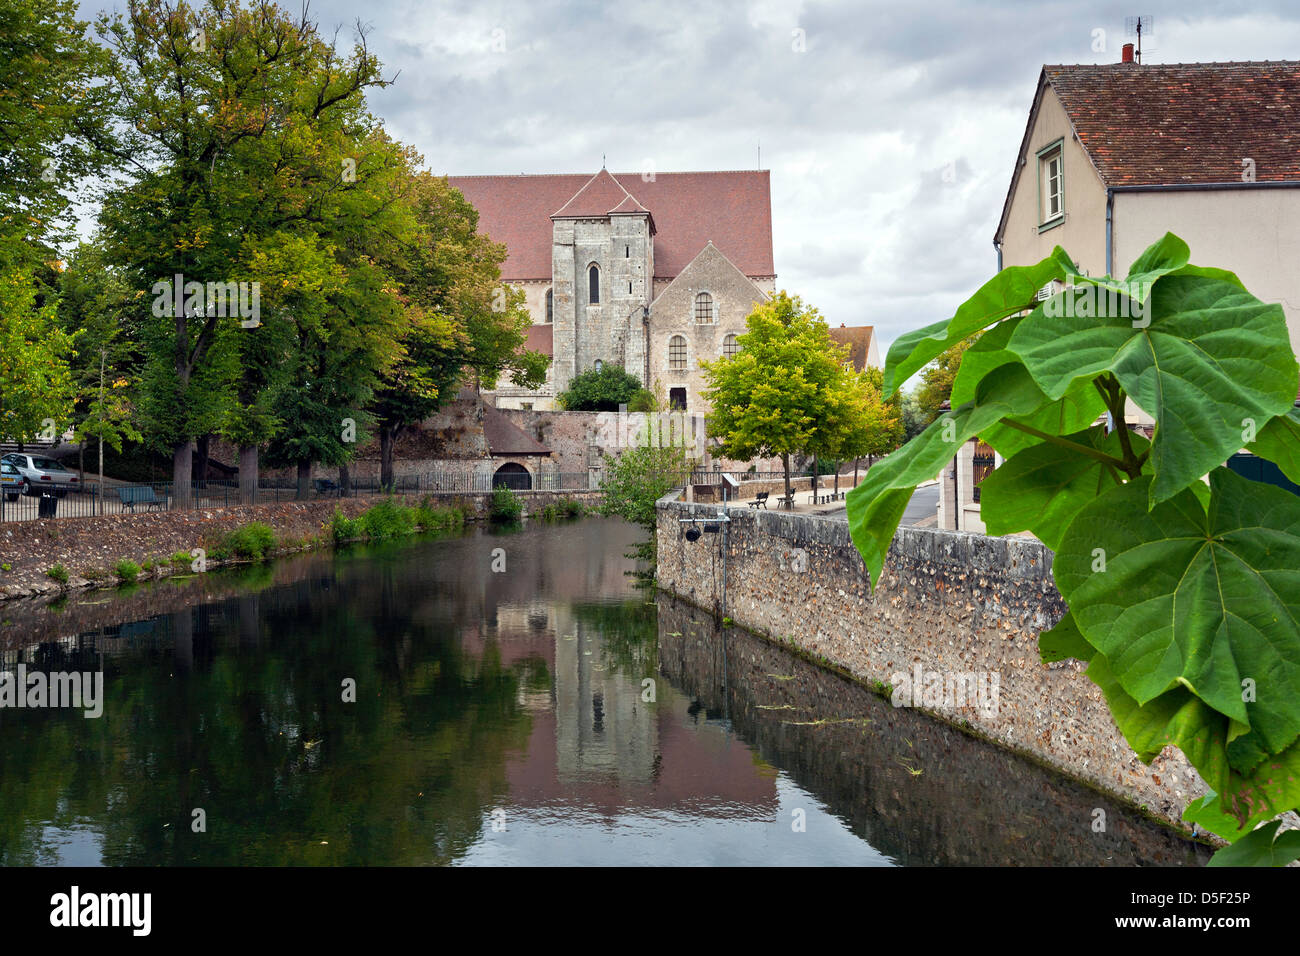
(1090, 650, 1300, 828)
(1085, 651, 1230, 792)
(846, 362, 1050, 586)
(1067, 231, 1190, 306)
(881, 248, 1076, 398)
(1206, 820, 1300, 867)
(1249, 406, 1300, 486)
(980, 427, 1148, 550)
(1054, 470, 1300, 758)
(1038, 609, 1094, 663)
(1009, 270, 1297, 505)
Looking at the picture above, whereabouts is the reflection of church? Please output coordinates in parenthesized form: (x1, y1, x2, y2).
(459, 521, 776, 813)
(448, 169, 777, 413)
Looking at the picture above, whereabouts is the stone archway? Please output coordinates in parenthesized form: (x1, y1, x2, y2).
(493, 462, 532, 490)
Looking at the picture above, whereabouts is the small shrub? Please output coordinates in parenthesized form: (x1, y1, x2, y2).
(141, 559, 157, 575)
(329, 507, 363, 543)
(0, 563, 10, 572)
(170, 550, 193, 569)
(560, 497, 584, 518)
(113, 560, 140, 583)
(361, 499, 416, 539)
(489, 486, 523, 523)
(224, 522, 277, 560)
(46, 564, 69, 584)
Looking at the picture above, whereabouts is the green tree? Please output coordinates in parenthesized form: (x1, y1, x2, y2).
(0, 0, 114, 272)
(0, 270, 77, 446)
(599, 440, 694, 565)
(848, 233, 1300, 865)
(371, 172, 548, 489)
(700, 290, 852, 501)
(914, 336, 976, 422)
(557, 365, 645, 411)
(95, 0, 390, 502)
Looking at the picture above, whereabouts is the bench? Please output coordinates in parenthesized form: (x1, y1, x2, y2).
(313, 478, 339, 496)
(118, 485, 164, 513)
(747, 491, 770, 509)
(775, 493, 796, 510)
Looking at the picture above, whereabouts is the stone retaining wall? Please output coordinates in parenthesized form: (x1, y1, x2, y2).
(0, 489, 601, 603)
(654, 494, 1206, 827)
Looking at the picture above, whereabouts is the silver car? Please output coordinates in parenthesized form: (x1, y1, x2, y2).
(1, 461, 21, 502)
(1, 453, 81, 497)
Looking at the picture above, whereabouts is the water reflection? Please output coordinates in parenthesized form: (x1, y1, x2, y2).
(0, 518, 1208, 866)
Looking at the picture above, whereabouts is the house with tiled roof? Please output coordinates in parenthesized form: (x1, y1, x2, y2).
(995, 53, 1300, 362)
(447, 168, 776, 411)
(940, 52, 1300, 534)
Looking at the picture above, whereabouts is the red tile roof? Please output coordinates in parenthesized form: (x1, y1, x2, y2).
(523, 323, 553, 357)
(446, 170, 774, 281)
(552, 169, 645, 218)
(1044, 62, 1300, 186)
(481, 404, 550, 456)
(828, 325, 875, 372)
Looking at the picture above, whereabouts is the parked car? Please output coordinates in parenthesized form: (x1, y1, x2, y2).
(1, 461, 21, 502)
(1, 453, 80, 497)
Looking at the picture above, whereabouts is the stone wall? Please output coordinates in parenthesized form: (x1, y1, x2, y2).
(0, 489, 602, 604)
(654, 495, 1207, 826)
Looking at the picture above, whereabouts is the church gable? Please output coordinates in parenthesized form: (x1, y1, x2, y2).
(647, 242, 768, 412)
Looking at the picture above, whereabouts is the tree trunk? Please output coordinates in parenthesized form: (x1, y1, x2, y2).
(296, 460, 311, 501)
(239, 445, 258, 505)
(854, 457, 860, 489)
(834, 462, 840, 497)
(781, 452, 792, 505)
(339, 462, 350, 498)
(811, 456, 818, 499)
(173, 440, 194, 508)
(380, 424, 396, 491)
(195, 434, 210, 485)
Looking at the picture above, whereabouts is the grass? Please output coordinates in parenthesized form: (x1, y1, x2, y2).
(46, 563, 69, 584)
(113, 559, 140, 584)
(331, 498, 467, 544)
(170, 550, 193, 570)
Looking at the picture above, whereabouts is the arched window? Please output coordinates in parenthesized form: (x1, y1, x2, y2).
(588, 264, 600, 304)
(694, 292, 714, 323)
(668, 335, 687, 370)
(545, 288, 553, 324)
(722, 333, 740, 358)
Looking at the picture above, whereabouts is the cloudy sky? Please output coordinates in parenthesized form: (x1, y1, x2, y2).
(77, 0, 1300, 365)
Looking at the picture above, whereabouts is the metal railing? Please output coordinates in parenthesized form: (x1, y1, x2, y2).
(688, 470, 810, 485)
(0, 471, 598, 523)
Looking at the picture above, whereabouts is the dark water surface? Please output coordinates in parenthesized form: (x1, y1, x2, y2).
(0, 517, 1209, 866)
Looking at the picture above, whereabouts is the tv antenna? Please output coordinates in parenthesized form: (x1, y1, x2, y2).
(1124, 15, 1152, 63)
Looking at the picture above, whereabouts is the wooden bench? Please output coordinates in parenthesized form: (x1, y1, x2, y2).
(747, 491, 770, 509)
(313, 478, 339, 496)
(118, 485, 164, 513)
(775, 493, 796, 510)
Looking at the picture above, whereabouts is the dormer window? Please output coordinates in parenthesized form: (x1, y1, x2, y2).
(588, 264, 600, 304)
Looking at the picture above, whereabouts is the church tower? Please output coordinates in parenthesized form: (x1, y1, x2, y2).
(549, 170, 655, 395)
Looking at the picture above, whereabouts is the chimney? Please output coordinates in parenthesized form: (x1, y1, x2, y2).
(1121, 43, 1134, 64)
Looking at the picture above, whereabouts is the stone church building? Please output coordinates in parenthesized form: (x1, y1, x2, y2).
(447, 168, 777, 412)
